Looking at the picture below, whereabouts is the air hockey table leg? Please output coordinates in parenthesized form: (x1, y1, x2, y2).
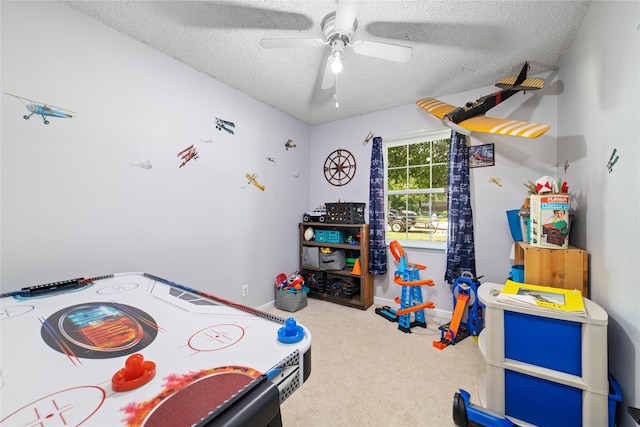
(453, 389, 517, 427)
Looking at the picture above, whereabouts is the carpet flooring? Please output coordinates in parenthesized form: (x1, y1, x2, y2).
(268, 297, 486, 426)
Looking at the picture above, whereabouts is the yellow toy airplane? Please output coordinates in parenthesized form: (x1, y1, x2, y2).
(246, 173, 266, 191)
(416, 63, 550, 138)
(488, 177, 503, 187)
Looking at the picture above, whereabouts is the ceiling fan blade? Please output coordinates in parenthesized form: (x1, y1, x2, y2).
(260, 38, 325, 49)
(366, 22, 504, 50)
(335, 0, 358, 33)
(156, 3, 314, 30)
(321, 56, 336, 90)
(351, 40, 412, 63)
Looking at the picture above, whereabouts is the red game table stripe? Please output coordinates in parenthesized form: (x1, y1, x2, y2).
(143, 372, 256, 426)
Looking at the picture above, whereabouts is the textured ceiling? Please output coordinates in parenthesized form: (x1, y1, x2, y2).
(60, 1, 591, 125)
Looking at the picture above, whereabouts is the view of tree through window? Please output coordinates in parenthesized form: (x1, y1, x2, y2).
(384, 130, 450, 248)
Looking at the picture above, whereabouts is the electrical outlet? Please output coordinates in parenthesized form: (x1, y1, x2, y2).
(242, 284, 249, 297)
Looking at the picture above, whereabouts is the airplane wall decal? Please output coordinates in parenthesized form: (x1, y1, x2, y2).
(362, 131, 374, 146)
(5, 93, 75, 124)
(246, 173, 266, 191)
(488, 177, 503, 187)
(215, 117, 235, 135)
(416, 63, 550, 138)
(606, 148, 619, 173)
(177, 144, 199, 168)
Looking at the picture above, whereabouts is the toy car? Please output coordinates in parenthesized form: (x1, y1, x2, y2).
(303, 207, 327, 223)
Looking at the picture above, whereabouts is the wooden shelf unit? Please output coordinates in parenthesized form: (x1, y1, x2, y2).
(299, 222, 373, 310)
(514, 241, 589, 297)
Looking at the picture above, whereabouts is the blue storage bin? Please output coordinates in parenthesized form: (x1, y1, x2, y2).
(480, 283, 610, 426)
(509, 264, 524, 283)
(609, 374, 622, 427)
(505, 370, 582, 426)
(315, 229, 345, 243)
(506, 209, 523, 241)
(504, 311, 582, 376)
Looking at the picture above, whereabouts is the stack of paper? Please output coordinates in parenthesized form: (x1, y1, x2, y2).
(497, 280, 586, 316)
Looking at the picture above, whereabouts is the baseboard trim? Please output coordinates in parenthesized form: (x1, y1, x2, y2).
(258, 301, 276, 312)
(262, 297, 453, 320)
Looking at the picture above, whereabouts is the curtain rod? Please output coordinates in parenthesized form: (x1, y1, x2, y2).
(380, 128, 450, 143)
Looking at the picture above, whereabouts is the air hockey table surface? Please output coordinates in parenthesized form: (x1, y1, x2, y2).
(0, 272, 312, 426)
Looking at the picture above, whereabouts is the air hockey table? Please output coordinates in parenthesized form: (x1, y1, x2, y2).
(0, 272, 312, 426)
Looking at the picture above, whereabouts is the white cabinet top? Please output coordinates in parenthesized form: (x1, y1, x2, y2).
(479, 282, 608, 325)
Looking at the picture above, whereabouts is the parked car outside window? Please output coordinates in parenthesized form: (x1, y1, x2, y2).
(388, 209, 416, 232)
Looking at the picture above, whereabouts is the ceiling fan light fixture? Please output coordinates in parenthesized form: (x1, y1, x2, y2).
(331, 56, 343, 74)
(260, 2, 412, 106)
(330, 38, 346, 74)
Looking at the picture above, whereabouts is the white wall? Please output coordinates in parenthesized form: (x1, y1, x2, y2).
(2, 1, 638, 422)
(557, 2, 640, 425)
(307, 4, 640, 419)
(1, 1, 311, 306)
(310, 77, 559, 313)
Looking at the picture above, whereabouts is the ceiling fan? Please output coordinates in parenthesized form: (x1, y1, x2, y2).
(260, 1, 412, 97)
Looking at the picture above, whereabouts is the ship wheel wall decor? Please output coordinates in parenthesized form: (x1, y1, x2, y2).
(324, 149, 356, 186)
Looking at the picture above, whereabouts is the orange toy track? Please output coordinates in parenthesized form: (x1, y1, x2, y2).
(393, 276, 435, 287)
(374, 239, 436, 333)
(395, 298, 435, 316)
(389, 240, 404, 261)
(390, 240, 428, 271)
(433, 293, 469, 349)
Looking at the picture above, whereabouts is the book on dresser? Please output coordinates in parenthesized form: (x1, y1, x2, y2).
(496, 279, 586, 316)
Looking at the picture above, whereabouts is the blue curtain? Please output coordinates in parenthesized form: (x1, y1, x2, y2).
(368, 136, 387, 275)
(445, 131, 476, 283)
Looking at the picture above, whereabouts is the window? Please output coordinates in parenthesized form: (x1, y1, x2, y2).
(384, 130, 450, 250)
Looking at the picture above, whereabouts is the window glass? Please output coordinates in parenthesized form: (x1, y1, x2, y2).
(384, 130, 450, 250)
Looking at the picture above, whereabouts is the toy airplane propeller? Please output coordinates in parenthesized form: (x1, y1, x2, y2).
(416, 63, 550, 138)
(5, 92, 75, 125)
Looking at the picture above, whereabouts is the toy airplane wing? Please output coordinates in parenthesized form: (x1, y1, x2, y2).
(216, 118, 235, 127)
(5, 92, 76, 115)
(416, 98, 456, 120)
(177, 145, 194, 157)
(458, 116, 550, 138)
(245, 173, 266, 191)
(496, 77, 545, 91)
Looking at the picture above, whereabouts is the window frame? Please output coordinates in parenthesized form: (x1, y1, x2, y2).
(383, 129, 450, 251)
